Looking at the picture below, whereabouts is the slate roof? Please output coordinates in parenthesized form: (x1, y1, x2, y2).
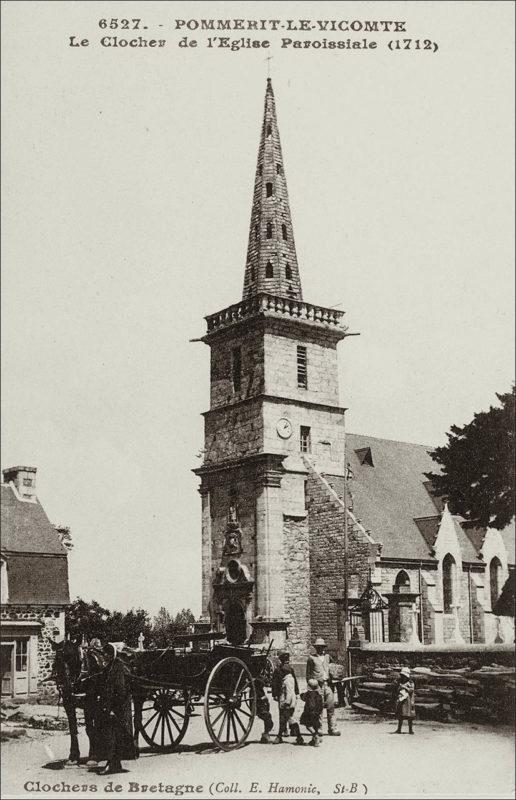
(1, 482, 70, 605)
(346, 433, 515, 564)
(1, 483, 68, 555)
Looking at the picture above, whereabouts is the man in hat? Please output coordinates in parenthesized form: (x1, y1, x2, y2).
(305, 637, 341, 736)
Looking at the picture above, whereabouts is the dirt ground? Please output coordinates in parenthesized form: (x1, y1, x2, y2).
(1, 705, 514, 800)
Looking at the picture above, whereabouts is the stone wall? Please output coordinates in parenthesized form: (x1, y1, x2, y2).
(306, 470, 376, 656)
(349, 642, 515, 674)
(1, 604, 65, 685)
(209, 327, 265, 410)
(283, 515, 311, 654)
(204, 398, 264, 463)
(263, 327, 339, 407)
(349, 643, 515, 723)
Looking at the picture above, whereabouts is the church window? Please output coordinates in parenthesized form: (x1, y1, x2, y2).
(15, 640, 28, 672)
(266, 261, 274, 278)
(300, 426, 311, 454)
(394, 570, 410, 592)
(285, 263, 292, 280)
(232, 347, 242, 393)
(489, 557, 502, 608)
(266, 123, 272, 136)
(0, 559, 8, 604)
(442, 553, 455, 612)
(266, 182, 273, 197)
(277, 163, 282, 174)
(297, 345, 307, 388)
(282, 223, 288, 240)
(266, 222, 273, 239)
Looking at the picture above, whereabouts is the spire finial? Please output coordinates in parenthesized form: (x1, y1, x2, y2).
(265, 55, 273, 78)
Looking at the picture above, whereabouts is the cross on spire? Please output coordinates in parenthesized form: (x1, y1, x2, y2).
(265, 55, 273, 78)
(242, 79, 303, 301)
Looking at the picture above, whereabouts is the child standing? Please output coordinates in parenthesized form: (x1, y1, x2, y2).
(394, 666, 416, 734)
(271, 653, 304, 745)
(300, 679, 324, 746)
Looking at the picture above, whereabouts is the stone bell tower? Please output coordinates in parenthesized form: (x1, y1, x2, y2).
(194, 79, 350, 651)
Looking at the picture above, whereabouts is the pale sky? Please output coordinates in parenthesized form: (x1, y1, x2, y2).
(2, 1, 514, 617)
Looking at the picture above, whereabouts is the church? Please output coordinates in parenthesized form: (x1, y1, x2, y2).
(193, 79, 514, 657)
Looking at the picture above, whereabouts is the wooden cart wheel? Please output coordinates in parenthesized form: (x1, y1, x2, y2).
(139, 688, 190, 751)
(204, 657, 256, 751)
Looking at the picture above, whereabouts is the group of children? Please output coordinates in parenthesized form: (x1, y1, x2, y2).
(256, 652, 327, 747)
(256, 651, 417, 745)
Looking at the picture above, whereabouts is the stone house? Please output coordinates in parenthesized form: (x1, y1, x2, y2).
(1, 466, 70, 697)
(193, 79, 515, 657)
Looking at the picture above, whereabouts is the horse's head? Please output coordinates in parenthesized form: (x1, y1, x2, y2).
(52, 639, 82, 696)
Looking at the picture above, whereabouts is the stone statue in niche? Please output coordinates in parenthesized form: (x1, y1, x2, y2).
(223, 505, 243, 557)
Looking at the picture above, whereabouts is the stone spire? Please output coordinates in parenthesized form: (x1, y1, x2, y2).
(242, 79, 302, 301)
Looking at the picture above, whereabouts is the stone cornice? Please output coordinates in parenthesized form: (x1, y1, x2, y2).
(203, 393, 347, 418)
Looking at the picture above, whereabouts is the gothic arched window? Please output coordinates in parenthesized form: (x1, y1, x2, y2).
(282, 223, 288, 240)
(266, 222, 273, 239)
(394, 570, 410, 592)
(266, 261, 274, 278)
(490, 557, 502, 609)
(285, 263, 292, 280)
(442, 553, 455, 612)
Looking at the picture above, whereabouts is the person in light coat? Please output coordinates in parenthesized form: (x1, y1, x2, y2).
(393, 666, 416, 734)
(305, 637, 341, 736)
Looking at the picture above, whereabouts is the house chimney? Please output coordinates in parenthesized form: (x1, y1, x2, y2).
(2, 466, 37, 501)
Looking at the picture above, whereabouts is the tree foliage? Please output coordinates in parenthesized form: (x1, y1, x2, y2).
(66, 599, 194, 648)
(426, 387, 515, 529)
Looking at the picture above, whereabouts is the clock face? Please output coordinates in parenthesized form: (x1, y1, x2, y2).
(276, 418, 293, 439)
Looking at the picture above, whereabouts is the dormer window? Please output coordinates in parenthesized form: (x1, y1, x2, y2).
(266, 222, 273, 239)
(285, 263, 292, 280)
(282, 224, 288, 240)
(266, 123, 272, 137)
(276, 163, 283, 174)
(266, 182, 273, 197)
(266, 261, 274, 278)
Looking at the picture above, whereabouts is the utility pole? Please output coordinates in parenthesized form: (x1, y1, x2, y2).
(343, 417, 349, 677)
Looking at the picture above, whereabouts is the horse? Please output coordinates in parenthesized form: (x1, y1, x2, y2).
(51, 637, 107, 765)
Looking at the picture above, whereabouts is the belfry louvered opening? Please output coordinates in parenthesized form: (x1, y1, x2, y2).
(297, 345, 307, 388)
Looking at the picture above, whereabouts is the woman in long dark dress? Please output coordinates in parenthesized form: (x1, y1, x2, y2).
(98, 644, 136, 774)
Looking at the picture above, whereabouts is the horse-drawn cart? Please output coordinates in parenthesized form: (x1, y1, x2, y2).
(130, 633, 272, 753)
